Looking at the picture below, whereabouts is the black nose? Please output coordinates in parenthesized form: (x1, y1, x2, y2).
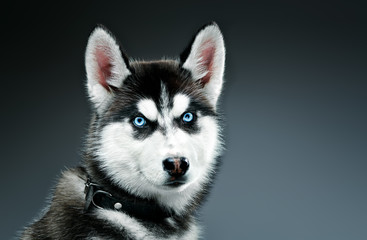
(163, 157, 190, 177)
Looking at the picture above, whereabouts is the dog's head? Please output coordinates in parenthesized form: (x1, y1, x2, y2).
(85, 23, 225, 211)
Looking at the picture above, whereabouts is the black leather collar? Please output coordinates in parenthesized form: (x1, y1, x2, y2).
(84, 178, 173, 221)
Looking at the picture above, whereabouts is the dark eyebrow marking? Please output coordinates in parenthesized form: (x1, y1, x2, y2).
(187, 99, 216, 117)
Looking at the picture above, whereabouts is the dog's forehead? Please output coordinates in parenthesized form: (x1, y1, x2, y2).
(104, 60, 214, 123)
(116, 61, 195, 105)
(123, 61, 184, 93)
(137, 93, 190, 121)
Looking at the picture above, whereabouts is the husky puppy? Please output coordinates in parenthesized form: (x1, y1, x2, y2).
(21, 22, 225, 239)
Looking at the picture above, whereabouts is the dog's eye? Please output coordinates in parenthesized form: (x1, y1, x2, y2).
(133, 116, 146, 128)
(182, 112, 194, 123)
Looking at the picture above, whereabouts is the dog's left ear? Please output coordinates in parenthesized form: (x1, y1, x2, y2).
(180, 22, 225, 107)
(85, 26, 131, 113)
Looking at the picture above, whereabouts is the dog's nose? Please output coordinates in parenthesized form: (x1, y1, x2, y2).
(162, 157, 189, 177)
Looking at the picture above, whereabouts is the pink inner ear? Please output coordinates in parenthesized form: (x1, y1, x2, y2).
(95, 47, 113, 90)
(199, 40, 216, 85)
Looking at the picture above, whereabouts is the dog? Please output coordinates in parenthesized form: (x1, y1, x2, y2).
(21, 22, 225, 239)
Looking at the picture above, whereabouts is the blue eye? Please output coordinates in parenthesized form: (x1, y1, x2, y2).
(133, 117, 146, 128)
(182, 112, 194, 123)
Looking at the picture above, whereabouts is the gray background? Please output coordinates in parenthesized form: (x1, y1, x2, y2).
(1, 1, 366, 239)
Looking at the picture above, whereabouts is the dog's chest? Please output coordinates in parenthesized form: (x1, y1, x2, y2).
(95, 209, 200, 240)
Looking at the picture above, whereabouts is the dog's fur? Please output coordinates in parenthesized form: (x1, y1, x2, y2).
(21, 22, 225, 240)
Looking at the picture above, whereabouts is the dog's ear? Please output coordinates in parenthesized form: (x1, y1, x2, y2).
(180, 22, 225, 107)
(85, 26, 131, 112)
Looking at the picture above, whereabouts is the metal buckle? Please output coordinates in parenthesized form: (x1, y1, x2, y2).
(91, 190, 113, 209)
(84, 178, 100, 194)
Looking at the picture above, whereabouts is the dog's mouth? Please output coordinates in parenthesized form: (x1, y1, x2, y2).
(163, 176, 188, 187)
(139, 171, 188, 189)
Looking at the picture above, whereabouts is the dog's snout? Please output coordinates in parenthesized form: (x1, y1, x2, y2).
(163, 157, 189, 177)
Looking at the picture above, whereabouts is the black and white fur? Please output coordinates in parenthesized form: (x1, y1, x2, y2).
(21, 22, 225, 240)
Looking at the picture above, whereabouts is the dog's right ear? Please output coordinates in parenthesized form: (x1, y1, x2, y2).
(180, 23, 225, 107)
(85, 26, 131, 113)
